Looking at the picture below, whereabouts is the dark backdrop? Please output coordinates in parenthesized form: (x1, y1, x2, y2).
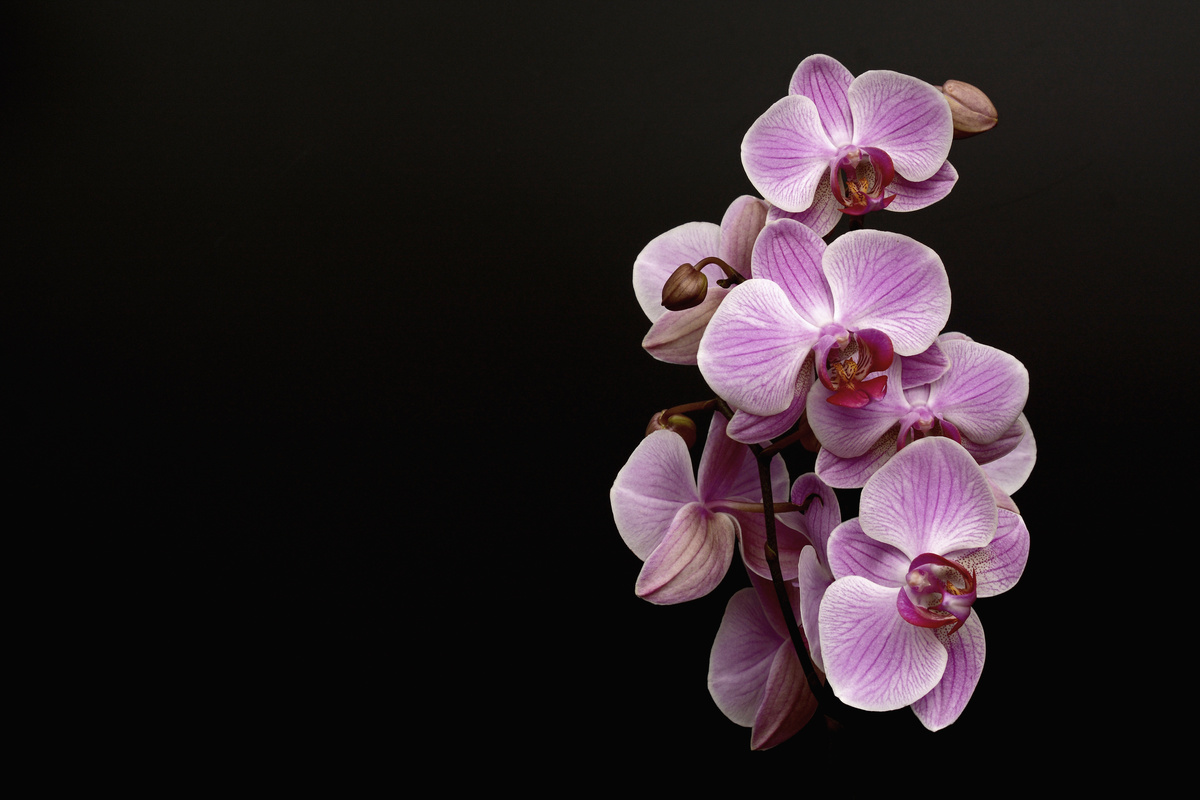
(6, 0, 1192, 777)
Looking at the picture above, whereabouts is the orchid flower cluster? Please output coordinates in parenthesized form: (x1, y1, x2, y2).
(612, 55, 1032, 747)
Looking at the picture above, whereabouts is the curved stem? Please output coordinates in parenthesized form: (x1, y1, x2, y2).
(693, 256, 746, 288)
(749, 443, 833, 717)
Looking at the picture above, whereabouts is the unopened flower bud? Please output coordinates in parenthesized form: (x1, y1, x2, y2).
(661, 263, 708, 311)
(646, 410, 697, 449)
(940, 80, 998, 139)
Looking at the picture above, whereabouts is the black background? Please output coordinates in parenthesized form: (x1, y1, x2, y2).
(6, 0, 1194, 778)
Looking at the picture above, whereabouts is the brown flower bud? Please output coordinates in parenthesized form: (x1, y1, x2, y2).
(646, 410, 697, 449)
(940, 80, 998, 139)
(661, 263, 708, 311)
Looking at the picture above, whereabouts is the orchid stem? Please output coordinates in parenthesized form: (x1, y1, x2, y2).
(749, 442, 833, 720)
(658, 399, 719, 420)
(692, 256, 746, 289)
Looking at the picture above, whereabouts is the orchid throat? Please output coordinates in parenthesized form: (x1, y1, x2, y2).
(831, 146, 896, 216)
(898, 553, 977, 634)
(818, 328, 894, 409)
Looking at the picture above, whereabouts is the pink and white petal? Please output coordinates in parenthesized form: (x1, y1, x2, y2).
(860, 437, 997, 557)
(751, 218, 834, 325)
(633, 221, 721, 323)
(726, 398, 803, 445)
(798, 546, 834, 674)
(610, 431, 700, 560)
(724, 354, 813, 444)
(788, 472, 841, 562)
(636, 505, 737, 604)
(960, 419, 1023, 465)
(815, 438, 895, 489)
(912, 611, 986, 731)
(768, 177, 842, 237)
(697, 412, 760, 503)
(788, 54, 855, 145)
(748, 567, 798, 641)
(886, 160, 958, 212)
(825, 517, 909, 585)
(752, 643, 817, 750)
(822, 230, 950, 356)
(697, 279, 819, 416)
(708, 588, 786, 727)
(640, 288, 726, 365)
(819, 576, 948, 711)
(979, 414, 1036, 494)
(949, 508, 1029, 598)
(806, 359, 908, 458)
(736, 506, 809, 583)
(718, 195, 769, 276)
(848, 70, 953, 182)
(931, 339, 1029, 445)
(741, 94, 838, 213)
(899, 341, 950, 389)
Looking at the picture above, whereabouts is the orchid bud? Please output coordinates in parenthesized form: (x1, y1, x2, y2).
(646, 410, 697, 449)
(660, 263, 708, 311)
(940, 80, 998, 139)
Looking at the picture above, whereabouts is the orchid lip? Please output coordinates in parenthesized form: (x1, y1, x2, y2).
(818, 329, 894, 408)
(830, 146, 896, 215)
(896, 553, 977, 634)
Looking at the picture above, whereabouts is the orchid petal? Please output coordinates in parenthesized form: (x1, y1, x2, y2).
(815, 435, 895, 489)
(697, 412, 761, 503)
(748, 566, 798, 641)
(767, 179, 841, 237)
(725, 371, 811, 444)
(788, 472, 841, 563)
(611, 430, 699, 559)
(929, 339, 1029, 445)
(788, 54, 855, 145)
(742, 94, 838, 213)
(752, 642, 817, 750)
(636, 504, 736, 604)
(823, 230, 950, 356)
(737, 508, 810, 584)
(708, 588, 782, 727)
(751, 218, 834, 326)
(912, 611, 986, 731)
(825, 517, 909, 585)
(960, 419, 1023, 464)
(900, 341, 951, 388)
(979, 414, 1037, 494)
(887, 160, 958, 212)
(798, 546, 834, 674)
(860, 437, 997, 557)
(697, 279, 819, 416)
(820, 576, 947, 711)
(949, 508, 1030, 597)
(718, 195, 769, 277)
(632, 221, 721, 323)
(848, 70, 952, 182)
(640, 288, 726, 365)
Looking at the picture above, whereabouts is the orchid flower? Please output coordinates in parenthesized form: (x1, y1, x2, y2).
(708, 571, 818, 750)
(810, 335, 1029, 488)
(742, 54, 956, 235)
(817, 437, 1030, 730)
(697, 219, 950, 443)
(610, 413, 806, 604)
(632, 196, 768, 364)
